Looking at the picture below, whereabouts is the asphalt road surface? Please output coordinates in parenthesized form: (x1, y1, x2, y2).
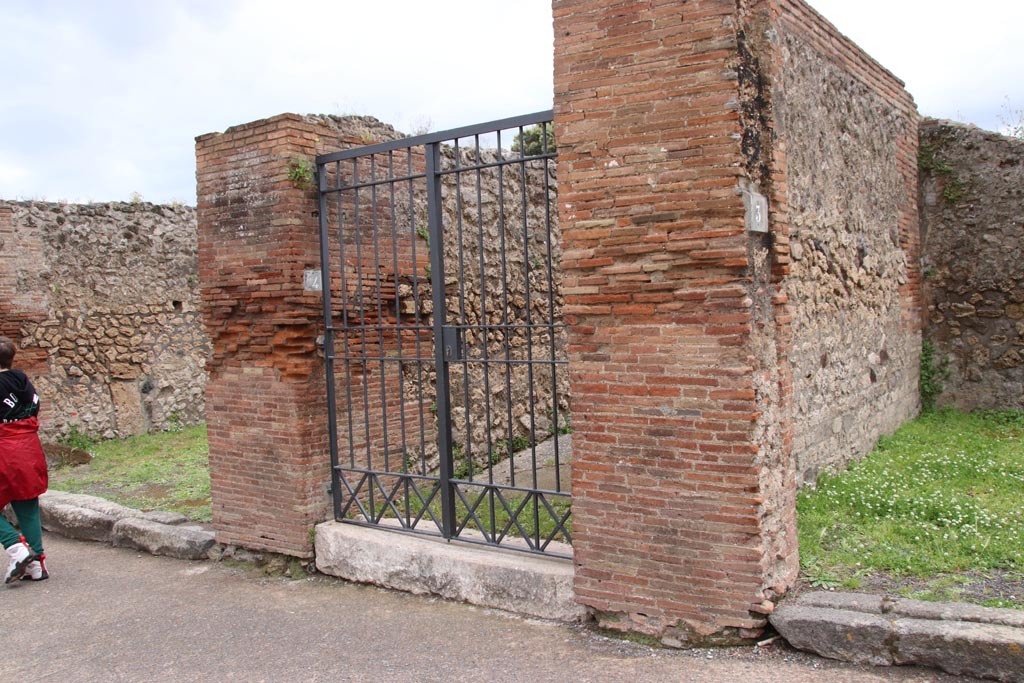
(4, 535, 971, 682)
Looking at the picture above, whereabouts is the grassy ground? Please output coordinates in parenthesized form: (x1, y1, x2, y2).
(48, 424, 212, 523)
(797, 409, 1024, 608)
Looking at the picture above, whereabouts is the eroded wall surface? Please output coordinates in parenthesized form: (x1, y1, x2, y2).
(772, 0, 922, 484)
(1, 200, 208, 439)
(920, 119, 1024, 410)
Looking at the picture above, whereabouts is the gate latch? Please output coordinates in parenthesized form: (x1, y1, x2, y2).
(442, 326, 464, 362)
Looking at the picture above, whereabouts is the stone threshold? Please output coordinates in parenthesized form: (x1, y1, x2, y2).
(315, 519, 582, 623)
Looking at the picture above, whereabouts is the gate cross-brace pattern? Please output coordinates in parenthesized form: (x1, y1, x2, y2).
(316, 111, 571, 557)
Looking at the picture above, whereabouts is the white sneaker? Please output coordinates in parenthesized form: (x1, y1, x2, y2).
(4, 541, 34, 584)
(22, 555, 48, 581)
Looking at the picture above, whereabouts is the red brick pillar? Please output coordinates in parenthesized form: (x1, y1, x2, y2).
(554, 0, 797, 644)
(195, 115, 329, 557)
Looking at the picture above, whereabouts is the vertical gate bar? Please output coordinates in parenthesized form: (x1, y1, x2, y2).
(370, 155, 391, 473)
(540, 122, 563, 491)
(495, 129, 516, 488)
(427, 141, 457, 539)
(352, 159, 375, 517)
(517, 126, 539, 489)
(335, 162, 357, 472)
(517, 126, 541, 547)
(453, 138, 474, 483)
(408, 153, 428, 480)
(317, 163, 343, 520)
(474, 134, 498, 535)
(387, 151, 409, 472)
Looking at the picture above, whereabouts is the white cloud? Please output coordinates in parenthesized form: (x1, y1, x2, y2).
(2, 0, 1021, 204)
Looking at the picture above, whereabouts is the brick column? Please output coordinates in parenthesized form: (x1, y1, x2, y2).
(554, 0, 797, 644)
(195, 115, 329, 557)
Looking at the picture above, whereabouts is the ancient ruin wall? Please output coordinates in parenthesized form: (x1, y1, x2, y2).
(1, 200, 208, 439)
(919, 119, 1024, 410)
(772, 1, 922, 484)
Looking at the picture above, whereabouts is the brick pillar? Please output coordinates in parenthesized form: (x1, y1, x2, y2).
(195, 115, 329, 557)
(554, 0, 797, 644)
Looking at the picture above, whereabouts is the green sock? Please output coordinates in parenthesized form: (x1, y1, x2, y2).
(8, 499, 43, 555)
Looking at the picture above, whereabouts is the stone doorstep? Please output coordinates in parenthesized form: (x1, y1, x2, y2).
(33, 490, 216, 561)
(315, 519, 584, 623)
(770, 591, 1024, 683)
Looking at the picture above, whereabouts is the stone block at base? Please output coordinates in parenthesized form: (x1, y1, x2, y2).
(314, 521, 583, 623)
(111, 518, 216, 560)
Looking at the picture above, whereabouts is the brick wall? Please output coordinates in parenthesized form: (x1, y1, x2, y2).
(195, 113, 410, 557)
(196, 114, 333, 557)
(554, 0, 919, 644)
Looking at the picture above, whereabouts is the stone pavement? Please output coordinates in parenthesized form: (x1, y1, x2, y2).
(771, 592, 1024, 683)
(5, 535, 969, 683)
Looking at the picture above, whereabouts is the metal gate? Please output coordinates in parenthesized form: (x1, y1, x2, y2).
(316, 111, 570, 557)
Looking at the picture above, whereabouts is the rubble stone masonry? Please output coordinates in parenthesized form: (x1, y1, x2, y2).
(0, 200, 207, 439)
(920, 119, 1024, 410)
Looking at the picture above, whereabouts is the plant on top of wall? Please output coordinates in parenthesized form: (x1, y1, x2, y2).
(287, 157, 314, 191)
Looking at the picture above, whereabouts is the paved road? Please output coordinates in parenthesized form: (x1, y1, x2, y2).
(5, 536, 971, 682)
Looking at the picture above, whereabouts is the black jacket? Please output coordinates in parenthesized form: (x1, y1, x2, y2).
(0, 370, 40, 423)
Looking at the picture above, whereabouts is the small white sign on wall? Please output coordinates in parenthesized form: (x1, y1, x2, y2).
(303, 269, 323, 292)
(744, 189, 769, 233)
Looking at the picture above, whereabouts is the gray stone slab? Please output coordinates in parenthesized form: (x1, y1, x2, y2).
(797, 592, 888, 614)
(315, 520, 584, 623)
(142, 510, 191, 525)
(769, 605, 896, 666)
(42, 490, 147, 520)
(774, 592, 1024, 682)
(894, 618, 1024, 683)
(891, 597, 1024, 629)
(39, 501, 117, 543)
(111, 517, 216, 560)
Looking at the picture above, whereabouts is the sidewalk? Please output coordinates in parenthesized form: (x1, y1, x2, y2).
(5, 536, 969, 683)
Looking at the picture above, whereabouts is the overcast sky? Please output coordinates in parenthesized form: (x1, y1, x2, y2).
(2, 0, 1022, 205)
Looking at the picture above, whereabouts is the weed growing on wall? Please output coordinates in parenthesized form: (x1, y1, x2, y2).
(919, 140, 971, 205)
(999, 98, 1024, 140)
(287, 157, 314, 190)
(919, 339, 949, 412)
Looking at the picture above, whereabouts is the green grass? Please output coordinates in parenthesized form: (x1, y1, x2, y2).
(49, 424, 212, 523)
(798, 409, 1024, 606)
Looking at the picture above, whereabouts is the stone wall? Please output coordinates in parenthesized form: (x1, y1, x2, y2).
(919, 119, 1024, 410)
(771, 0, 922, 484)
(0, 200, 208, 439)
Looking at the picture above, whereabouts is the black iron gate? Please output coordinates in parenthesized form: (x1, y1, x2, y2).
(316, 111, 570, 557)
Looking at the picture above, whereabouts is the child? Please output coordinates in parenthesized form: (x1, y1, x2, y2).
(0, 336, 48, 583)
